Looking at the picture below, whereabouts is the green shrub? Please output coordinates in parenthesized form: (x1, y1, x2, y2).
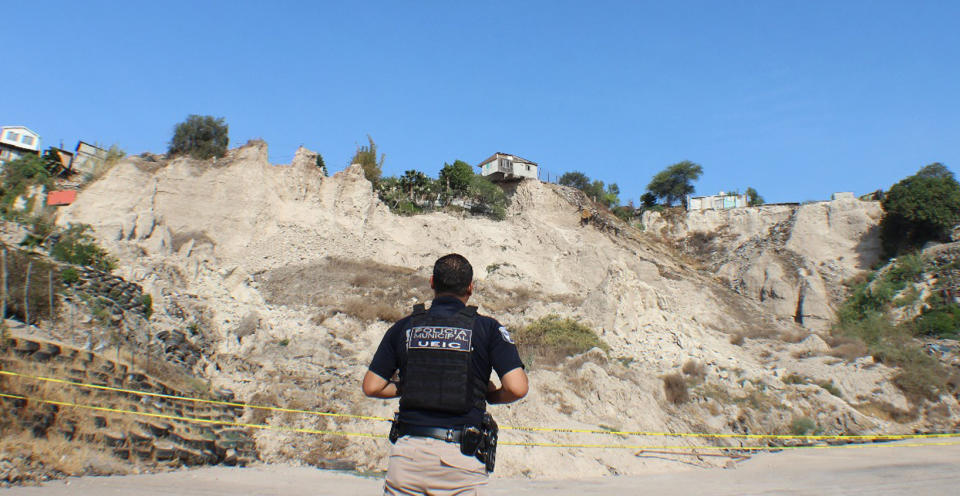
(790, 417, 817, 436)
(377, 161, 507, 221)
(833, 268, 949, 402)
(467, 175, 506, 220)
(139, 294, 154, 320)
(49, 224, 116, 272)
(514, 314, 608, 361)
(0, 320, 9, 351)
(816, 380, 843, 398)
(914, 304, 960, 338)
(438, 160, 473, 193)
(880, 163, 960, 258)
(0, 246, 60, 324)
(169, 115, 229, 160)
(350, 135, 383, 185)
(60, 267, 79, 284)
(394, 200, 422, 216)
(783, 373, 808, 385)
(90, 299, 112, 326)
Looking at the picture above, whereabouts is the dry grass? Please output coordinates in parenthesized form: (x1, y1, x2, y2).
(260, 257, 429, 315)
(778, 330, 809, 343)
(853, 400, 917, 423)
(340, 297, 406, 323)
(824, 335, 870, 362)
(513, 315, 608, 367)
(246, 391, 280, 426)
(681, 360, 706, 380)
(663, 373, 689, 405)
(729, 326, 777, 346)
(0, 433, 129, 479)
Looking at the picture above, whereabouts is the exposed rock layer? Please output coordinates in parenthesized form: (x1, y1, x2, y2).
(51, 142, 956, 477)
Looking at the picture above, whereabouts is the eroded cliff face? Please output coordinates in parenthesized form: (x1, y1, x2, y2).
(643, 201, 883, 331)
(53, 142, 956, 478)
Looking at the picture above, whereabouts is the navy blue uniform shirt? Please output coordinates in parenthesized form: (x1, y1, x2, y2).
(368, 296, 525, 428)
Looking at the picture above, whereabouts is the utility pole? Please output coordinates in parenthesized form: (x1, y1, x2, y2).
(24, 260, 32, 326)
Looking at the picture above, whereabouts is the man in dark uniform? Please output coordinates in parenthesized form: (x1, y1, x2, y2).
(362, 253, 528, 496)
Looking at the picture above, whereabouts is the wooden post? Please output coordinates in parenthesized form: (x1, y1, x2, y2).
(1, 247, 6, 322)
(24, 260, 32, 326)
(49, 270, 54, 328)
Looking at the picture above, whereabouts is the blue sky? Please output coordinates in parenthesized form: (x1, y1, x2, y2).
(3, 1, 958, 204)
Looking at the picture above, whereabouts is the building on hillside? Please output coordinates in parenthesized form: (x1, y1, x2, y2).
(476, 152, 538, 182)
(71, 141, 107, 176)
(46, 147, 75, 175)
(0, 126, 41, 164)
(686, 191, 748, 211)
(831, 192, 855, 200)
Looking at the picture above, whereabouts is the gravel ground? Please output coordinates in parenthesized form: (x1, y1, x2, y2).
(2, 438, 958, 495)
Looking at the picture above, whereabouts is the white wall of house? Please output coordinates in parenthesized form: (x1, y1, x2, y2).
(71, 142, 108, 175)
(687, 193, 748, 211)
(513, 160, 537, 179)
(1, 126, 41, 152)
(479, 154, 538, 180)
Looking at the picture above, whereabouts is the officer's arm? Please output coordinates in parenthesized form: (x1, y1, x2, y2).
(362, 371, 400, 399)
(486, 367, 528, 404)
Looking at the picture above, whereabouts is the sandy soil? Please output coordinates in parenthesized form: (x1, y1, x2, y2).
(3, 439, 957, 495)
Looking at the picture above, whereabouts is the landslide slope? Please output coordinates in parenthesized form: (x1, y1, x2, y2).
(55, 141, 958, 478)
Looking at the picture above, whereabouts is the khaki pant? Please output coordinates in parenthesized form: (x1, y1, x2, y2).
(384, 436, 488, 496)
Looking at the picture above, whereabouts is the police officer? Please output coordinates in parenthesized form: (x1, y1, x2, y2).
(362, 253, 528, 496)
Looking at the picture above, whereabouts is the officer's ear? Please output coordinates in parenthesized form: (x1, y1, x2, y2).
(430, 276, 436, 291)
(465, 282, 473, 298)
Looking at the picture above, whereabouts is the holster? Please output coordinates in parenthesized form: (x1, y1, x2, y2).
(473, 413, 498, 473)
(388, 412, 400, 444)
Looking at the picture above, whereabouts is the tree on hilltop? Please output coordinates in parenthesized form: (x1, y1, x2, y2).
(439, 160, 474, 193)
(646, 160, 703, 208)
(559, 171, 619, 208)
(350, 135, 384, 185)
(558, 171, 590, 190)
(399, 169, 432, 201)
(746, 187, 764, 206)
(315, 153, 328, 176)
(881, 162, 960, 258)
(169, 115, 229, 160)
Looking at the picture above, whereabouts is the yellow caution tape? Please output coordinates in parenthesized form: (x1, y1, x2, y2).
(3, 369, 960, 442)
(5, 389, 960, 452)
(500, 440, 960, 450)
(0, 369, 391, 422)
(0, 391, 386, 440)
(498, 425, 960, 440)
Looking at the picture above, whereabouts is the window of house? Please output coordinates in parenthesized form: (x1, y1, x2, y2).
(5, 131, 19, 141)
(21, 135, 34, 146)
(526, 165, 531, 171)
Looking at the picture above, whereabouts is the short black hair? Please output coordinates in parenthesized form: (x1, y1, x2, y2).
(433, 254, 473, 296)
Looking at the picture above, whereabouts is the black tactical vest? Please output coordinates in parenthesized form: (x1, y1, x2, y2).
(399, 304, 487, 415)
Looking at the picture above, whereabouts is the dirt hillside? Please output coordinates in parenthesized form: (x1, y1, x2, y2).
(49, 141, 958, 478)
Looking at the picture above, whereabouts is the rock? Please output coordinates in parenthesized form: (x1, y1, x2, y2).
(798, 334, 830, 355)
(223, 449, 238, 466)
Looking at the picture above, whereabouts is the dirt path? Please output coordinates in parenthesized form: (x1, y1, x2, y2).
(3, 439, 957, 495)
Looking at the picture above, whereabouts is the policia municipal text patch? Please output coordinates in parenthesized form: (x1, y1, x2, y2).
(407, 326, 472, 352)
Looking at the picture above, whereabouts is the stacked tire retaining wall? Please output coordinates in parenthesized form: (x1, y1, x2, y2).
(0, 332, 257, 469)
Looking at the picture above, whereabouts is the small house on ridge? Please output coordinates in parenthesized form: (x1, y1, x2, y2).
(476, 152, 538, 182)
